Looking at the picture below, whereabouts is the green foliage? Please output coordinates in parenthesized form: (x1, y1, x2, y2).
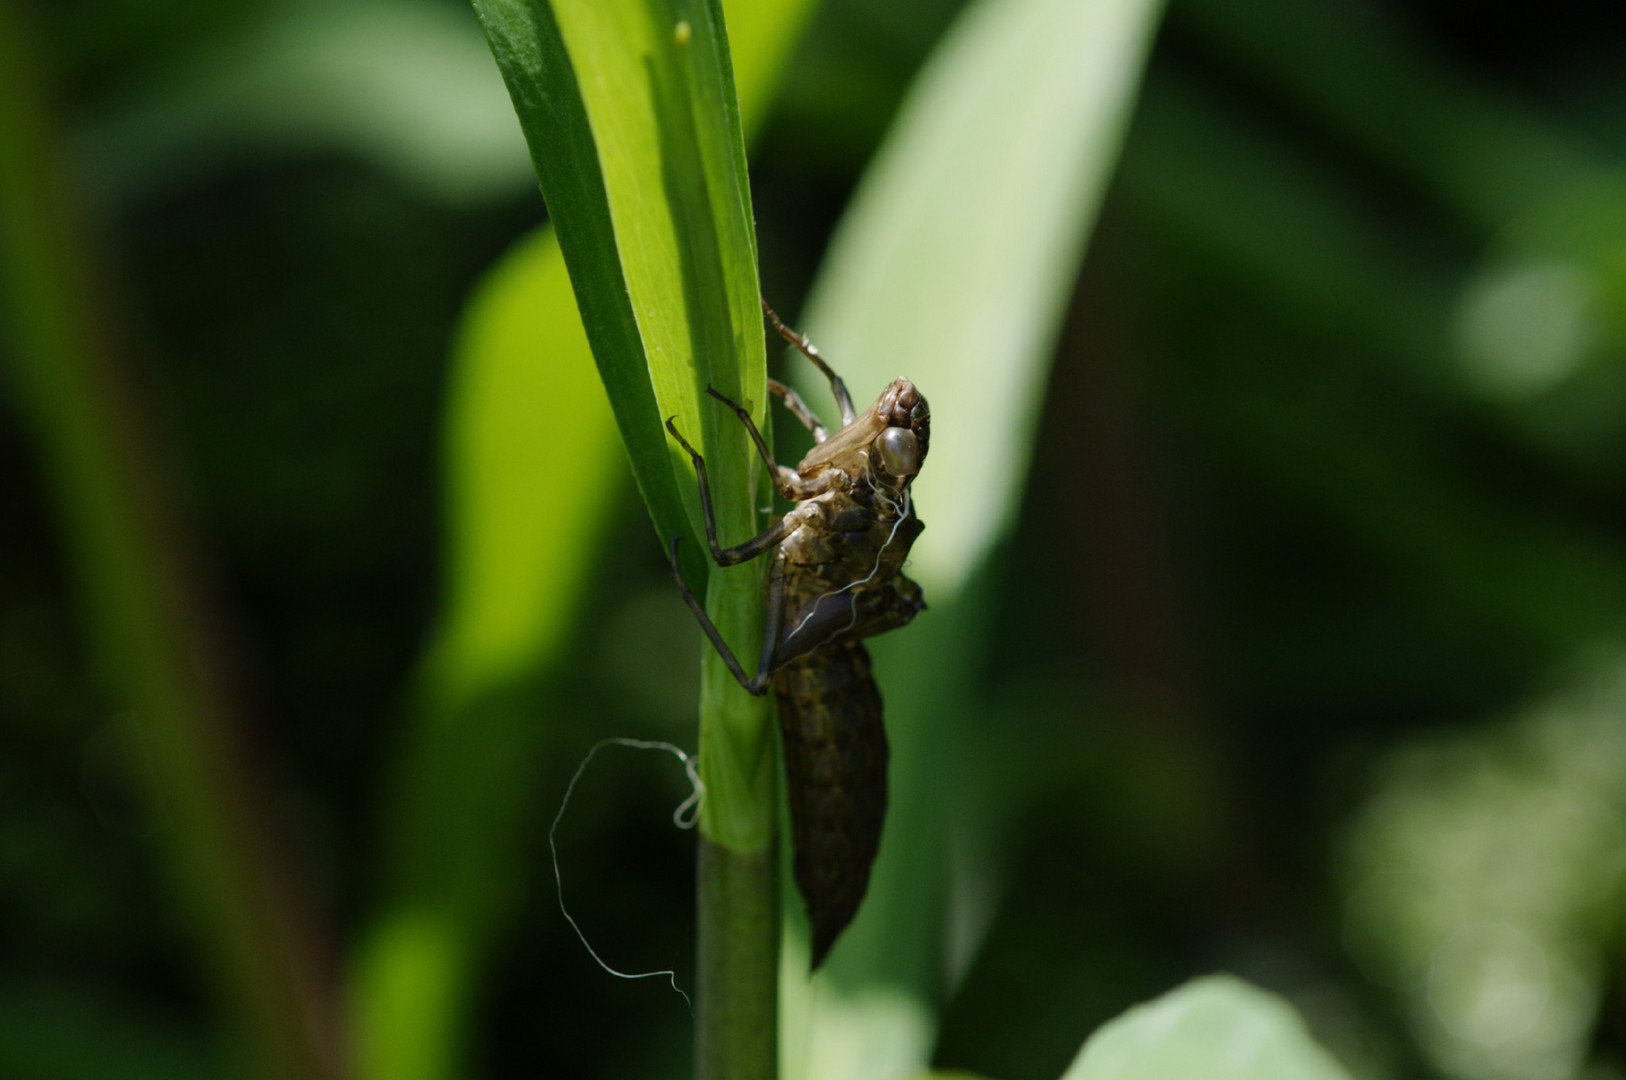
(453, 0, 798, 1075)
(11, 0, 1626, 1078)
(1341, 654, 1626, 1080)
(471, 0, 774, 848)
(419, 0, 814, 715)
(352, 2, 813, 1078)
(800, 0, 1167, 599)
(778, 0, 1164, 1074)
(429, 229, 622, 710)
(1060, 978, 1355, 1080)
(79, 0, 536, 206)
(468, 0, 706, 586)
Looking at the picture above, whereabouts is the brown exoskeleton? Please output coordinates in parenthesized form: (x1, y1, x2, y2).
(666, 303, 930, 968)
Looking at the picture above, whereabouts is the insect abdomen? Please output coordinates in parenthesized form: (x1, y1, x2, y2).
(775, 641, 889, 969)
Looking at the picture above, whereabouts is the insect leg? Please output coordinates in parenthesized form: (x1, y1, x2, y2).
(666, 540, 785, 696)
(767, 378, 829, 443)
(762, 300, 857, 426)
(666, 417, 798, 566)
(705, 387, 837, 501)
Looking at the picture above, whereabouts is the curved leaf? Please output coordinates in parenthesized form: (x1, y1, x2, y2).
(1061, 977, 1355, 1080)
(488, 7, 782, 1072)
(779, 0, 1164, 1073)
(353, 3, 813, 1078)
(799, 0, 1166, 602)
(472, 0, 773, 848)
(429, 229, 622, 703)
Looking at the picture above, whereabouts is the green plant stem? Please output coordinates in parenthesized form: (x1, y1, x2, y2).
(696, 836, 778, 1080)
(0, 6, 339, 1078)
(694, 491, 778, 1080)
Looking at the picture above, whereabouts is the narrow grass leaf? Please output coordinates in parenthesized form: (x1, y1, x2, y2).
(799, 0, 1166, 602)
(471, 0, 703, 583)
(429, 229, 622, 703)
(473, 0, 775, 849)
(355, 3, 810, 1078)
(780, 0, 1164, 1073)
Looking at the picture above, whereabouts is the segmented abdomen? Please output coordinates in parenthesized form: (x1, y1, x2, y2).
(774, 641, 889, 969)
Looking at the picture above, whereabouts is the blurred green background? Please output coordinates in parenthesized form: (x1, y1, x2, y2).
(5, 0, 1626, 1078)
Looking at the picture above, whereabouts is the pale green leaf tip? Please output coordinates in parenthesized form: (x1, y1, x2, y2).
(1061, 975, 1356, 1080)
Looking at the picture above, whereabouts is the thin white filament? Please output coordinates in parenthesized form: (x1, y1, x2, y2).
(549, 737, 704, 1011)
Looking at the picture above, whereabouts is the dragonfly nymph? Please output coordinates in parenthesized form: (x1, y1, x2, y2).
(666, 303, 930, 968)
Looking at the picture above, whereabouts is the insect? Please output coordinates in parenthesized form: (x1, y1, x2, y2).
(665, 303, 930, 968)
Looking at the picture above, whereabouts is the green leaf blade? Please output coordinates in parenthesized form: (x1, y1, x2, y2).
(778, 0, 1165, 1072)
(356, 2, 812, 1077)
(428, 226, 622, 704)
(473, 0, 776, 848)
(470, 0, 707, 585)
(541, 0, 773, 849)
(470, 4, 781, 1073)
(801, 0, 1166, 602)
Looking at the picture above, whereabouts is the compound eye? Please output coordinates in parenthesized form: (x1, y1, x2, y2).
(876, 427, 919, 476)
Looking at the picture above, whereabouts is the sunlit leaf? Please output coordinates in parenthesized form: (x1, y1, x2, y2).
(779, 0, 1164, 1073)
(427, 230, 621, 704)
(472, 0, 779, 853)
(428, 0, 815, 715)
(798, 0, 1166, 602)
(1060, 977, 1354, 1080)
(479, 4, 786, 1072)
(354, 2, 812, 1077)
